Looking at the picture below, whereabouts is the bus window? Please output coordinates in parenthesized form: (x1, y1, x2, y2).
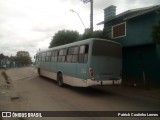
(55, 51, 58, 56)
(84, 54, 88, 63)
(72, 55, 78, 63)
(51, 51, 55, 62)
(41, 52, 46, 62)
(46, 57, 48, 62)
(79, 46, 85, 54)
(51, 50, 58, 62)
(92, 41, 122, 58)
(79, 45, 88, 54)
(79, 45, 88, 63)
(63, 49, 67, 55)
(47, 51, 51, 57)
(59, 49, 63, 56)
(67, 46, 79, 63)
(73, 47, 79, 54)
(68, 47, 74, 54)
(66, 55, 72, 62)
(58, 49, 67, 62)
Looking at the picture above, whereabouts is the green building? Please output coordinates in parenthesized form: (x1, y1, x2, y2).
(98, 5, 160, 87)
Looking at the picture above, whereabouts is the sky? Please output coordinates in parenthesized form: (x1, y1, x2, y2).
(0, 0, 160, 60)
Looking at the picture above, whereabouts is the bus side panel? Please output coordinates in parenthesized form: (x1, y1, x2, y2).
(44, 62, 50, 71)
(76, 63, 89, 80)
(57, 63, 77, 85)
(50, 62, 57, 73)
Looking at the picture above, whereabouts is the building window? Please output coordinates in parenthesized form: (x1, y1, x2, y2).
(112, 22, 126, 39)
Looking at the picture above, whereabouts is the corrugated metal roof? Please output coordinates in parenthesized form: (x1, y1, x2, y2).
(97, 5, 160, 25)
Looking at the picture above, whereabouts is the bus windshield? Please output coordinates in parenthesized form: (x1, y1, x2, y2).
(92, 40, 122, 58)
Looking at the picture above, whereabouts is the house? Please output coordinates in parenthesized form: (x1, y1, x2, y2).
(0, 57, 10, 68)
(98, 5, 160, 87)
(0, 54, 17, 68)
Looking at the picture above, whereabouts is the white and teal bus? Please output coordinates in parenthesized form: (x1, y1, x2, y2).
(35, 38, 122, 87)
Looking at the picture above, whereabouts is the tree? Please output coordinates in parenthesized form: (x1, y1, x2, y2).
(0, 53, 5, 59)
(80, 30, 104, 40)
(152, 21, 160, 44)
(49, 30, 80, 48)
(16, 51, 32, 66)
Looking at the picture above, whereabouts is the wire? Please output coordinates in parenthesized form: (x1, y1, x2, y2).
(1, 0, 65, 19)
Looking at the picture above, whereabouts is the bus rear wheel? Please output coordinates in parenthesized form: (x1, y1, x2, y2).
(57, 73, 63, 87)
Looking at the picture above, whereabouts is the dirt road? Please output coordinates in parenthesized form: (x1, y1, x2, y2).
(1, 67, 160, 120)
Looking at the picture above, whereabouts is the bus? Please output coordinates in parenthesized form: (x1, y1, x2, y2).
(35, 38, 122, 87)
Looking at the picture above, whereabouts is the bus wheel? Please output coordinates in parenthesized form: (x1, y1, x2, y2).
(57, 73, 63, 87)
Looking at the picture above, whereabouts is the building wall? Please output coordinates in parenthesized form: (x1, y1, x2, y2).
(104, 16, 124, 38)
(104, 11, 160, 87)
(114, 12, 157, 47)
(123, 45, 160, 87)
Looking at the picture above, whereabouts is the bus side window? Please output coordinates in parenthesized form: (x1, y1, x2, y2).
(72, 55, 78, 63)
(51, 51, 55, 62)
(46, 51, 51, 62)
(58, 49, 67, 62)
(67, 47, 78, 63)
(51, 50, 58, 62)
(55, 50, 58, 62)
(67, 47, 73, 62)
(66, 55, 72, 62)
(72, 47, 78, 63)
(79, 45, 88, 63)
(41, 52, 46, 62)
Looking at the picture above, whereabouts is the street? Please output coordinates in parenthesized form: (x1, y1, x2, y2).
(1, 67, 160, 120)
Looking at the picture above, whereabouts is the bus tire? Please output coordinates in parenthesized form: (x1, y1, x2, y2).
(57, 73, 63, 87)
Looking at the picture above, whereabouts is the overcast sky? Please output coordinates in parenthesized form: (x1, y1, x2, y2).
(0, 0, 160, 60)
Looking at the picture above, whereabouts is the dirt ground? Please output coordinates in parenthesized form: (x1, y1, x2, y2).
(0, 67, 160, 120)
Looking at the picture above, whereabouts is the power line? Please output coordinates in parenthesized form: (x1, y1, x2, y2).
(1, 0, 65, 20)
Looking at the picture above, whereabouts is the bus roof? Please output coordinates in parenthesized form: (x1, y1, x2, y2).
(37, 38, 121, 53)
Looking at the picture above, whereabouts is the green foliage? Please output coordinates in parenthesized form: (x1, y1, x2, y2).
(16, 51, 32, 66)
(49, 30, 80, 48)
(152, 21, 160, 44)
(49, 29, 111, 48)
(0, 53, 5, 59)
(80, 30, 104, 40)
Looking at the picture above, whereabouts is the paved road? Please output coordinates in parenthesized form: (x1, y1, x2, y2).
(3, 67, 160, 120)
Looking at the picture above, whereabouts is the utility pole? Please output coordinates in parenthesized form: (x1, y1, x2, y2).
(81, 0, 93, 33)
